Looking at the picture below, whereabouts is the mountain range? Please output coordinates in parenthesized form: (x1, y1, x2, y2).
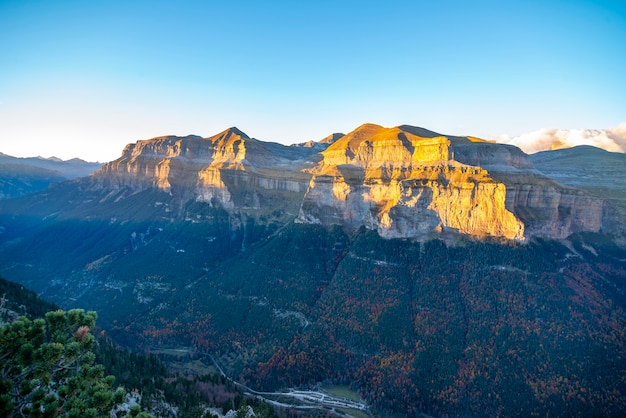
(0, 152, 101, 199)
(87, 123, 625, 241)
(0, 124, 624, 417)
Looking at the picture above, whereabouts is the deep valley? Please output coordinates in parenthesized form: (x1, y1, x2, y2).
(1, 124, 625, 417)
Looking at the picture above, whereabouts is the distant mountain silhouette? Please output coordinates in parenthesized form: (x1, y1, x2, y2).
(0, 152, 101, 199)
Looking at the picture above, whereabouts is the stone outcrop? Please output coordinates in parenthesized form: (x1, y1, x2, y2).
(297, 124, 524, 240)
(91, 124, 613, 241)
(94, 128, 313, 216)
(449, 140, 606, 238)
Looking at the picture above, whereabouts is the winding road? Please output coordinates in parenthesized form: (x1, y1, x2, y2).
(208, 354, 368, 415)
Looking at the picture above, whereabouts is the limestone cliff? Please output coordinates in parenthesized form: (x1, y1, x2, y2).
(297, 124, 524, 240)
(95, 128, 312, 217)
(91, 124, 612, 241)
(398, 125, 608, 239)
(449, 140, 606, 238)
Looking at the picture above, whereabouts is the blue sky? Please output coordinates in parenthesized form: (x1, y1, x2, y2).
(1, 0, 625, 161)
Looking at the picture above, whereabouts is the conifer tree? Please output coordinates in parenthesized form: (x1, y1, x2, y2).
(0, 309, 151, 417)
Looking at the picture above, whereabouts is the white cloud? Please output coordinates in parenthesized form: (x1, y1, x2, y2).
(493, 123, 626, 154)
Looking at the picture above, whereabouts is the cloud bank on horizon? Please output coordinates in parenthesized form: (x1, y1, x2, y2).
(494, 123, 626, 154)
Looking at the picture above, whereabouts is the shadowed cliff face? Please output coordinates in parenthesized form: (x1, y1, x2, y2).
(89, 124, 613, 241)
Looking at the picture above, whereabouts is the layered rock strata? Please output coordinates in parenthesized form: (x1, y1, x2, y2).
(297, 124, 524, 240)
(92, 124, 611, 241)
(95, 128, 313, 215)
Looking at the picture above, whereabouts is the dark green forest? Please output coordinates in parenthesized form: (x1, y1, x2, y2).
(51, 222, 621, 418)
(0, 276, 280, 418)
(189, 227, 626, 417)
(0, 187, 625, 417)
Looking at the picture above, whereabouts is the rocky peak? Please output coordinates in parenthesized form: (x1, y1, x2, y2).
(319, 133, 345, 145)
(299, 124, 524, 240)
(88, 124, 612, 242)
(292, 133, 345, 154)
(204, 127, 253, 164)
(318, 124, 450, 173)
(210, 126, 250, 141)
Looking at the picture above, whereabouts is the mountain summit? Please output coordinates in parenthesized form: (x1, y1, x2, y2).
(299, 123, 524, 239)
(84, 124, 615, 241)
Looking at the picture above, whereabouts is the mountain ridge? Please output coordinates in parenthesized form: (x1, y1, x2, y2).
(83, 123, 620, 242)
(0, 123, 624, 417)
(0, 152, 102, 199)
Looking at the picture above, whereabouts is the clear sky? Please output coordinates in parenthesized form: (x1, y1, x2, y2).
(1, 0, 625, 161)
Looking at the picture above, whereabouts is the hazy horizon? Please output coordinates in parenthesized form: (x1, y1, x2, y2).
(1, 122, 626, 163)
(1, 0, 625, 161)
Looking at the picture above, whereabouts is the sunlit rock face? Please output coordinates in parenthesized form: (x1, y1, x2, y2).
(450, 140, 605, 239)
(95, 134, 213, 192)
(298, 124, 525, 240)
(92, 123, 610, 241)
(94, 128, 312, 214)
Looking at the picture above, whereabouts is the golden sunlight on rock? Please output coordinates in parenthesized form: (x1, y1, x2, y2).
(155, 159, 171, 191)
(196, 167, 234, 208)
(301, 124, 525, 240)
(93, 124, 609, 241)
